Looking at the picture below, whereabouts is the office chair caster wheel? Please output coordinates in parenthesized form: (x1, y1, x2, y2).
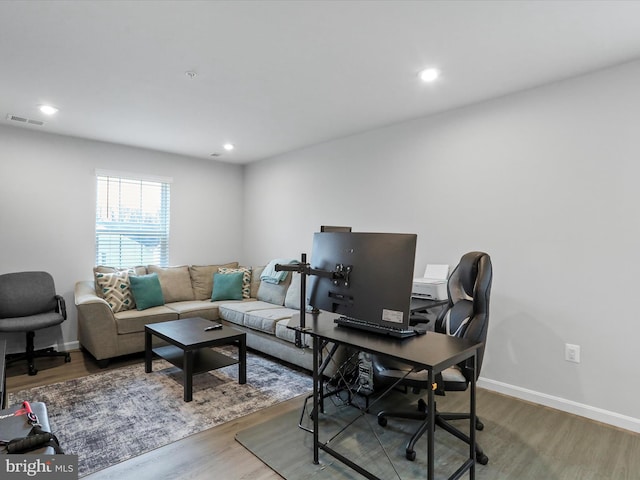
(377, 415, 387, 427)
(406, 449, 417, 462)
(476, 419, 484, 431)
(64, 354, 71, 363)
(476, 452, 489, 465)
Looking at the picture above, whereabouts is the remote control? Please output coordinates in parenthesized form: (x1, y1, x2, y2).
(204, 324, 222, 331)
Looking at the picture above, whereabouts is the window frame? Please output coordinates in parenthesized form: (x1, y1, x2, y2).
(95, 170, 172, 268)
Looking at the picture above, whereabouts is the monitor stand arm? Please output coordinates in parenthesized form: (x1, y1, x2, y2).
(276, 255, 351, 348)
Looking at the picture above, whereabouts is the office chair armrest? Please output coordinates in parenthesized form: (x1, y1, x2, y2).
(55, 294, 67, 319)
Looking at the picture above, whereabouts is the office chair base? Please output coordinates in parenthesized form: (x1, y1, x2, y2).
(7, 349, 71, 376)
(377, 399, 489, 465)
(6, 331, 71, 376)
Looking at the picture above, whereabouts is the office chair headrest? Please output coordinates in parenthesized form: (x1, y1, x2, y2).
(457, 251, 489, 298)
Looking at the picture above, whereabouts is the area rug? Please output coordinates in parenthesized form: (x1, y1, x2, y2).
(8, 347, 312, 477)
(236, 388, 625, 480)
(237, 390, 478, 480)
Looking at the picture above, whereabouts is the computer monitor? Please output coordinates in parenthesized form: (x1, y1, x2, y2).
(307, 232, 417, 330)
(320, 225, 352, 232)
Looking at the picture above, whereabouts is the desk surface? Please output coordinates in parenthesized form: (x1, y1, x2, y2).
(290, 311, 479, 374)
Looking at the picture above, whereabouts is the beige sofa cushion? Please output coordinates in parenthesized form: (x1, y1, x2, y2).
(257, 272, 292, 306)
(114, 305, 178, 334)
(275, 318, 311, 346)
(218, 300, 277, 326)
(94, 265, 147, 275)
(189, 262, 239, 300)
(147, 265, 194, 303)
(165, 300, 221, 321)
(284, 272, 302, 309)
(244, 307, 297, 334)
(250, 266, 265, 298)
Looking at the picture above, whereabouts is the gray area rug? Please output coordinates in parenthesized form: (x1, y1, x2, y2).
(9, 347, 312, 477)
(238, 390, 478, 480)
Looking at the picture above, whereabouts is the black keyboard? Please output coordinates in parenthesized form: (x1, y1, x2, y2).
(334, 316, 416, 339)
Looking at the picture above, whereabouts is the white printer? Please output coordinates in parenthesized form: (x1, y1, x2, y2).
(412, 264, 449, 300)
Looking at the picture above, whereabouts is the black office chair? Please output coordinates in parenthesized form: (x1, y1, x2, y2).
(0, 271, 71, 375)
(373, 251, 492, 464)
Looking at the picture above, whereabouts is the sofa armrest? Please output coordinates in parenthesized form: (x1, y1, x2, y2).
(74, 281, 118, 360)
(75, 280, 108, 306)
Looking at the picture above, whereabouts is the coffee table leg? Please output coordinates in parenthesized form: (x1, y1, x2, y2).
(184, 350, 193, 402)
(238, 336, 246, 385)
(145, 330, 152, 373)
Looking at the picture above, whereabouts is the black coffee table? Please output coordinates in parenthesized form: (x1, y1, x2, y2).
(145, 317, 246, 402)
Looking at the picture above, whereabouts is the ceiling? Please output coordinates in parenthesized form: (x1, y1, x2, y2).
(2, 1, 640, 164)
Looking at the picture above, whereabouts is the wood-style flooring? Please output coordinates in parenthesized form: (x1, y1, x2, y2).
(5, 349, 287, 480)
(6, 350, 640, 480)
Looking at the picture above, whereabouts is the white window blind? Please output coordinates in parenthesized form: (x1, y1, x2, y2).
(95, 173, 171, 267)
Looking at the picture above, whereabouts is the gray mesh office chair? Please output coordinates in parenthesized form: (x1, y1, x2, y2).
(0, 271, 71, 375)
(373, 252, 492, 463)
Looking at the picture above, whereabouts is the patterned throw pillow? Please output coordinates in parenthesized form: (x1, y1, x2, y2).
(218, 267, 252, 299)
(94, 270, 136, 313)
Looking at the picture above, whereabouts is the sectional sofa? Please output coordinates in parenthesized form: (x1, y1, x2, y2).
(74, 262, 325, 372)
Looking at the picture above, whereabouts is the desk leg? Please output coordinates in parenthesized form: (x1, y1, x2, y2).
(427, 369, 435, 480)
(313, 335, 320, 465)
(469, 353, 477, 479)
(144, 330, 152, 373)
(318, 342, 324, 414)
(184, 350, 193, 402)
(238, 337, 247, 385)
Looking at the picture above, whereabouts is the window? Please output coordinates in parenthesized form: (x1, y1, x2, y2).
(95, 171, 171, 267)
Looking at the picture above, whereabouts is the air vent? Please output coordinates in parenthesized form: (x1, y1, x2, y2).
(6, 114, 45, 126)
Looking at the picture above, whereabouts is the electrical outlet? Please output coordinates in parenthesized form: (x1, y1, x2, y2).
(565, 344, 581, 363)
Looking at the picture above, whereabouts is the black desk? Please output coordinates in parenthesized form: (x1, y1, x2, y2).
(289, 311, 480, 480)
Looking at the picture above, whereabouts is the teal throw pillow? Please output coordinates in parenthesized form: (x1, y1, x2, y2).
(130, 273, 165, 310)
(211, 272, 244, 301)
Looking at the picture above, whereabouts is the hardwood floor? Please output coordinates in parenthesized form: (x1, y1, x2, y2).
(84, 397, 299, 480)
(6, 349, 143, 391)
(7, 351, 640, 480)
(6, 349, 288, 480)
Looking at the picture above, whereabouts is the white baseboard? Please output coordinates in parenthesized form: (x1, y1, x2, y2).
(3, 339, 80, 355)
(478, 377, 640, 434)
(61, 341, 80, 352)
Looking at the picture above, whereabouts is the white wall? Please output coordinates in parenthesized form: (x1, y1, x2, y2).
(244, 60, 640, 430)
(0, 126, 245, 353)
(2, 59, 638, 431)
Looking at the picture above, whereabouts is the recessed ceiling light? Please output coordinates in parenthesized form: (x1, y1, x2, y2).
(185, 70, 198, 79)
(419, 68, 440, 83)
(223, 143, 235, 151)
(39, 104, 59, 115)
